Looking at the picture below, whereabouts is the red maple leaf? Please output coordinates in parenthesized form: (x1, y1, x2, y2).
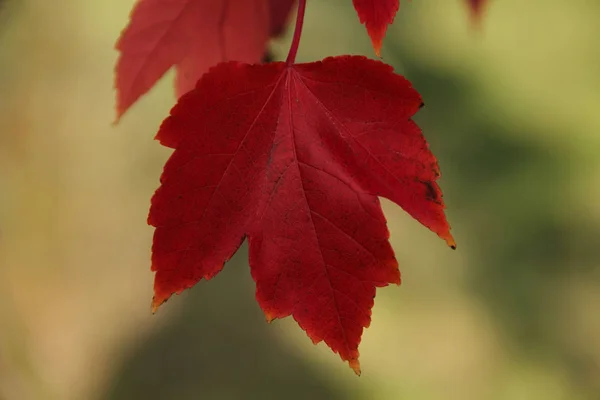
(352, 0, 399, 56)
(148, 55, 455, 373)
(114, 0, 294, 121)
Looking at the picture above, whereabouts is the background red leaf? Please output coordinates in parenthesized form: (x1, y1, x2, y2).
(269, 0, 296, 37)
(114, 0, 271, 121)
(352, 0, 399, 56)
(466, 0, 487, 25)
(149, 56, 454, 373)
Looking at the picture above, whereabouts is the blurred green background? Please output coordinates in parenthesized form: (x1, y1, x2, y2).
(1, 0, 599, 399)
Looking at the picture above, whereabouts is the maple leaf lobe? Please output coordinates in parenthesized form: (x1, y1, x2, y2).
(149, 56, 454, 372)
(114, 0, 271, 121)
(352, 0, 399, 56)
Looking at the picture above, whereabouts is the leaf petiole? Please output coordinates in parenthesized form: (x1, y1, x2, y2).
(285, 0, 306, 65)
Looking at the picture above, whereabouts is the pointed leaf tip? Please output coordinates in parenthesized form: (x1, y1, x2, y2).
(265, 311, 276, 323)
(352, 0, 399, 55)
(151, 297, 162, 314)
(349, 358, 361, 376)
(446, 234, 457, 249)
(372, 38, 383, 58)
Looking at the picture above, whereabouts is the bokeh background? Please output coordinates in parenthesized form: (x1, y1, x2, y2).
(1, 0, 599, 399)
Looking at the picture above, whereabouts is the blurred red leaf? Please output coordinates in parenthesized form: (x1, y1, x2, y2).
(269, 0, 296, 36)
(115, 0, 296, 121)
(352, 0, 399, 56)
(466, 0, 487, 25)
(149, 55, 454, 373)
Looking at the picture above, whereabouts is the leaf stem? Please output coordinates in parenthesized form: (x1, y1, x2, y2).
(286, 0, 306, 65)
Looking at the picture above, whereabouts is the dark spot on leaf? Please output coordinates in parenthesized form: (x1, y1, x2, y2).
(421, 180, 441, 204)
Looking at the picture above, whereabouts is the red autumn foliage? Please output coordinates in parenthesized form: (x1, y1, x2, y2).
(352, 0, 399, 56)
(269, 0, 296, 36)
(351, 0, 488, 54)
(111, 0, 474, 374)
(148, 56, 455, 373)
(114, 0, 295, 121)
